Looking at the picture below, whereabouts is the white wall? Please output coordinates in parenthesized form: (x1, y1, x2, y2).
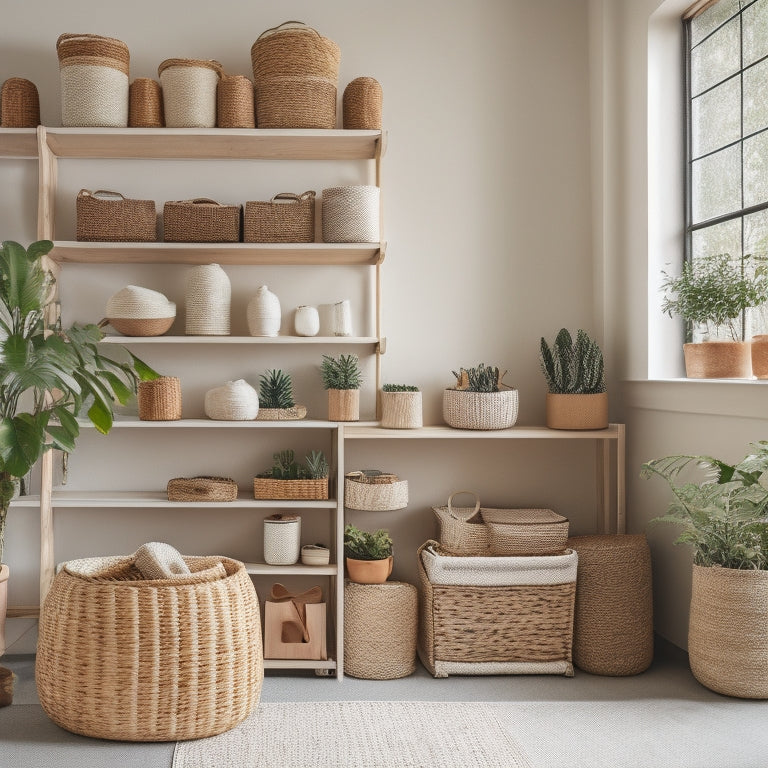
(1, 1, 599, 611)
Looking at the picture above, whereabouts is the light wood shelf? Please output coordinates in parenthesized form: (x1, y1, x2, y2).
(243, 562, 337, 576)
(77, 417, 347, 429)
(0, 128, 37, 158)
(101, 335, 380, 346)
(263, 659, 336, 671)
(344, 424, 623, 440)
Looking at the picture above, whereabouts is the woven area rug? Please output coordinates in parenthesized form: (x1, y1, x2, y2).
(172, 701, 532, 768)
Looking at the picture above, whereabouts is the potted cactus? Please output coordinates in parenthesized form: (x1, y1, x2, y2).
(253, 449, 329, 500)
(320, 353, 362, 421)
(344, 523, 393, 584)
(443, 363, 518, 430)
(380, 384, 422, 429)
(255, 369, 307, 420)
(539, 328, 607, 430)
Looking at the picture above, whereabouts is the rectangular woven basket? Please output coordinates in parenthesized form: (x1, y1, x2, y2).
(243, 191, 315, 243)
(167, 476, 238, 502)
(163, 198, 241, 242)
(253, 476, 329, 500)
(76, 189, 157, 242)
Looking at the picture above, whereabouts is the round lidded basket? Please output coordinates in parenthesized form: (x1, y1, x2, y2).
(129, 78, 163, 127)
(484, 509, 569, 556)
(105, 285, 176, 337)
(322, 186, 380, 243)
(158, 58, 221, 128)
(217, 74, 255, 128)
(443, 388, 519, 430)
(185, 263, 231, 335)
(263, 514, 301, 565)
(343, 77, 382, 130)
(138, 376, 182, 421)
(1, 77, 40, 127)
(204, 379, 259, 421)
(247, 285, 281, 337)
(56, 33, 130, 127)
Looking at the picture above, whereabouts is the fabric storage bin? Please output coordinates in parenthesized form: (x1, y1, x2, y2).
(243, 191, 315, 243)
(105, 285, 175, 336)
(345, 471, 408, 511)
(76, 189, 157, 242)
(138, 376, 182, 421)
(167, 476, 238, 502)
(263, 514, 301, 565)
(185, 263, 231, 335)
(217, 74, 255, 128)
(343, 77, 382, 130)
(163, 198, 241, 243)
(36, 553, 262, 741)
(322, 185, 380, 243)
(56, 33, 129, 127)
(204, 379, 259, 420)
(250, 21, 340, 129)
(1, 77, 40, 127)
(417, 540, 577, 678)
(128, 78, 163, 127)
(158, 58, 221, 128)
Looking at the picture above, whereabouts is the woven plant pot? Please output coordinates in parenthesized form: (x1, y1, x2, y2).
(158, 58, 221, 128)
(128, 78, 163, 127)
(105, 285, 176, 336)
(76, 189, 157, 242)
(751, 335, 768, 379)
(380, 391, 422, 429)
(263, 514, 301, 565)
(328, 389, 360, 422)
(343, 77, 382, 130)
(442, 388, 518, 430)
(217, 74, 255, 128)
(683, 341, 751, 379)
(36, 555, 263, 741)
(253, 477, 329, 501)
(56, 33, 130, 127)
(244, 191, 315, 243)
(185, 263, 231, 335)
(322, 185, 380, 243)
(346, 556, 393, 585)
(689, 564, 768, 698)
(1, 77, 40, 127)
(138, 377, 182, 421)
(546, 392, 608, 430)
(247, 285, 281, 336)
(204, 379, 259, 420)
(167, 476, 238, 502)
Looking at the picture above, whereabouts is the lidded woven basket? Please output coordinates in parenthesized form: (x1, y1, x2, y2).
(105, 285, 175, 336)
(138, 376, 182, 421)
(185, 263, 231, 335)
(263, 514, 301, 565)
(217, 74, 255, 128)
(343, 77, 382, 130)
(128, 78, 163, 127)
(158, 58, 221, 128)
(1, 77, 40, 127)
(322, 185, 380, 243)
(204, 379, 259, 420)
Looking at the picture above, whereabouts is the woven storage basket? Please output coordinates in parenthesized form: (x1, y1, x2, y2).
(432, 491, 489, 555)
(345, 472, 408, 511)
(1, 77, 40, 127)
(164, 198, 241, 243)
(105, 285, 176, 336)
(128, 77, 163, 127)
(138, 376, 182, 421)
(443, 388, 519, 430)
(255, 405, 308, 421)
(253, 476, 329, 501)
(185, 263, 231, 335)
(167, 476, 238, 502)
(158, 58, 221, 128)
(344, 581, 418, 680)
(485, 509, 569, 556)
(417, 540, 576, 678)
(76, 189, 157, 242)
(322, 185, 380, 243)
(343, 77, 382, 130)
(204, 379, 259, 420)
(250, 21, 340, 129)
(263, 514, 301, 565)
(56, 33, 129, 127)
(36, 554, 263, 741)
(328, 388, 360, 422)
(247, 285, 281, 336)
(244, 191, 315, 243)
(380, 390, 422, 429)
(217, 74, 255, 128)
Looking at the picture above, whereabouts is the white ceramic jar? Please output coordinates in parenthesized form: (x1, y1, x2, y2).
(294, 305, 320, 336)
(247, 285, 281, 337)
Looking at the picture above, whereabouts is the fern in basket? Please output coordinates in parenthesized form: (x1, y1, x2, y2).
(539, 328, 605, 394)
(258, 369, 295, 409)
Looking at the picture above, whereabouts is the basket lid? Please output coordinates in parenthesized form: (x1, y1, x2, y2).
(106, 285, 176, 319)
(481, 508, 567, 525)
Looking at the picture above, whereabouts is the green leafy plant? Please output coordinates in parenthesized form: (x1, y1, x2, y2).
(660, 253, 768, 341)
(258, 449, 329, 480)
(382, 384, 419, 392)
(320, 354, 362, 390)
(343, 523, 393, 561)
(0, 240, 159, 562)
(258, 369, 295, 409)
(641, 442, 768, 570)
(450, 363, 505, 392)
(305, 449, 329, 479)
(539, 328, 605, 394)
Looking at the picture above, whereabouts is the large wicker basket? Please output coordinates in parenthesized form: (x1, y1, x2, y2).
(163, 199, 241, 243)
(244, 191, 315, 243)
(76, 189, 157, 242)
(36, 554, 263, 741)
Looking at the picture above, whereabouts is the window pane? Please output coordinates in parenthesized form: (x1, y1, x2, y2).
(692, 144, 742, 222)
(692, 218, 742, 262)
(744, 0, 768, 66)
(692, 76, 741, 157)
(744, 58, 768, 134)
(744, 130, 768, 206)
(691, 0, 741, 46)
(691, 17, 741, 95)
(744, 207, 768, 339)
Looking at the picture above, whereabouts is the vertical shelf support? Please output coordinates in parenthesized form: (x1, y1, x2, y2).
(335, 424, 345, 679)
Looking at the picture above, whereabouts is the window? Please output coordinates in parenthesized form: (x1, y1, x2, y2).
(686, 0, 768, 341)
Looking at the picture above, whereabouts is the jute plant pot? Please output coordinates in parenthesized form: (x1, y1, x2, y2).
(380, 391, 422, 429)
(751, 335, 768, 379)
(546, 392, 608, 430)
(346, 556, 393, 584)
(689, 564, 768, 699)
(328, 389, 359, 422)
(683, 341, 751, 379)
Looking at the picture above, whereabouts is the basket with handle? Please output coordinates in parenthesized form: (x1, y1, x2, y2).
(432, 490, 489, 555)
(163, 198, 241, 243)
(244, 191, 315, 243)
(76, 189, 157, 242)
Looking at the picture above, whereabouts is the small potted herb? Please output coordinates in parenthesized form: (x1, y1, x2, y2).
(255, 369, 307, 421)
(343, 523, 393, 584)
(320, 353, 362, 421)
(380, 384, 422, 429)
(253, 449, 330, 500)
(442, 363, 518, 430)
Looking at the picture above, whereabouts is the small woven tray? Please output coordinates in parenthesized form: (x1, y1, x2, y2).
(253, 476, 329, 500)
(167, 476, 238, 502)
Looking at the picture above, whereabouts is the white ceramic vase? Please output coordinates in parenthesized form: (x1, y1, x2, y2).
(247, 285, 281, 337)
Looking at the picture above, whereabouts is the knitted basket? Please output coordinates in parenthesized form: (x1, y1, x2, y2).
(105, 285, 176, 336)
(217, 74, 255, 128)
(343, 77, 382, 130)
(167, 476, 238, 502)
(204, 379, 259, 420)
(345, 472, 408, 511)
(322, 185, 380, 243)
(442, 388, 519, 430)
(244, 191, 315, 243)
(128, 78, 163, 127)
(380, 390, 422, 429)
(36, 554, 263, 741)
(185, 263, 231, 335)
(158, 58, 221, 128)
(138, 376, 182, 421)
(56, 33, 129, 127)
(76, 189, 157, 242)
(263, 514, 301, 565)
(1, 77, 40, 127)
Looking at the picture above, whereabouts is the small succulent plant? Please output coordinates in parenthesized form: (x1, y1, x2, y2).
(539, 328, 605, 394)
(450, 364, 506, 392)
(320, 354, 362, 390)
(382, 384, 419, 392)
(260, 449, 329, 479)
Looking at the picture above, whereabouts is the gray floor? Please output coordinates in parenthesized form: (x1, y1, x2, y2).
(3, 620, 768, 768)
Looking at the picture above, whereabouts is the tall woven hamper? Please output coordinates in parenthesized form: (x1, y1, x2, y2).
(129, 78, 163, 127)
(35, 554, 263, 741)
(344, 581, 418, 679)
(567, 534, 653, 676)
(217, 74, 255, 128)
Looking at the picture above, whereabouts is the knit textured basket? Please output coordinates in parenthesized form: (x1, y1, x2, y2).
(343, 77, 382, 130)
(217, 74, 255, 128)
(36, 554, 263, 741)
(204, 379, 259, 420)
(105, 285, 176, 337)
(76, 189, 157, 243)
(417, 540, 576, 678)
(185, 263, 231, 336)
(263, 515, 301, 565)
(485, 509, 569, 556)
(380, 390, 422, 429)
(128, 78, 163, 127)
(253, 477, 329, 501)
(1, 77, 40, 127)
(432, 491, 489, 555)
(158, 58, 221, 128)
(244, 191, 315, 243)
(442, 388, 519, 430)
(345, 472, 408, 511)
(167, 476, 238, 502)
(321, 185, 380, 243)
(138, 376, 182, 421)
(163, 199, 241, 243)
(250, 21, 340, 129)
(56, 33, 130, 127)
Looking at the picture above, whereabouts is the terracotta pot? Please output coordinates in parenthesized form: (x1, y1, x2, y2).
(0, 564, 8, 658)
(751, 336, 768, 379)
(346, 556, 393, 584)
(546, 392, 608, 430)
(328, 389, 359, 421)
(683, 341, 751, 379)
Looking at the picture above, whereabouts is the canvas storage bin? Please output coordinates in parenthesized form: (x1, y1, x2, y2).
(343, 76, 382, 130)
(56, 33, 129, 127)
(417, 540, 577, 678)
(138, 376, 182, 421)
(250, 21, 340, 129)
(76, 189, 157, 243)
(163, 198, 241, 243)
(185, 263, 231, 335)
(263, 514, 301, 565)
(217, 74, 255, 128)
(345, 470, 408, 511)
(204, 379, 259, 420)
(128, 77, 163, 127)
(36, 553, 263, 741)
(105, 285, 176, 336)
(322, 185, 380, 243)
(1, 77, 40, 127)
(244, 191, 315, 243)
(167, 476, 238, 502)
(158, 58, 221, 128)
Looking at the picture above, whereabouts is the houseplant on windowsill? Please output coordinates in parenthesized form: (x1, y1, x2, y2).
(660, 252, 768, 378)
(642, 443, 768, 698)
(0, 240, 158, 687)
(380, 384, 422, 429)
(539, 328, 607, 430)
(320, 353, 362, 421)
(343, 523, 393, 584)
(442, 363, 518, 430)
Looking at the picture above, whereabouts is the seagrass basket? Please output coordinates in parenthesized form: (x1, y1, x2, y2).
(158, 58, 221, 128)
(36, 554, 263, 741)
(128, 78, 163, 127)
(343, 77, 382, 130)
(345, 471, 408, 511)
(380, 390, 422, 429)
(76, 189, 157, 242)
(167, 476, 238, 502)
(484, 509, 569, 556)
(1, 77, 40, 127)
(163, 198, 241, 243)
(138, 376, 182, 421)
(217, 74, 255, 128)
(244, 191, 315, 243)
(432, 491, 489, 555)
(253, 476, 329, 500)
(442, 388, 519, 430)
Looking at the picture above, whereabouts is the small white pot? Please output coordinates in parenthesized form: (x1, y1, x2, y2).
(294, 305, 320, 336)
(247, 285, 281, 337)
